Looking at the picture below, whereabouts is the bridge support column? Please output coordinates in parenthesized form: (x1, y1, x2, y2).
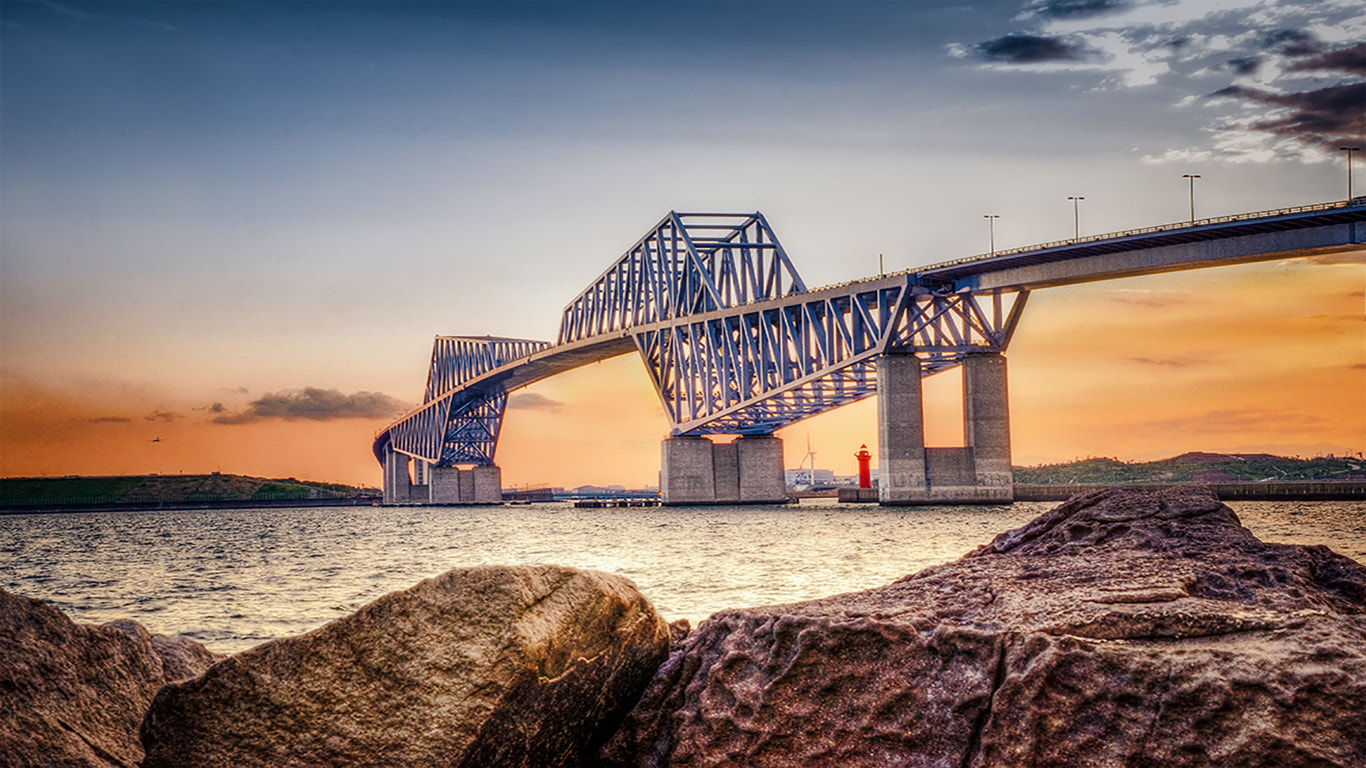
(877, 353, 928, 503)
(661, 436, 786, 505)
(429, 465, 503, 505)
(964, 353, 1013, 499)
(877, 352, 1014, 505)
(383, 446, 412, 504)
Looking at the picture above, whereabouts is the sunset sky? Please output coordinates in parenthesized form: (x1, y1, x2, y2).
(2, 0, 1362, 489)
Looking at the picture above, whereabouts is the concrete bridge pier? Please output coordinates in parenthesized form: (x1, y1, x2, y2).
(877, 352, 1014, 505)
(661, 435, 786, 505)
(383, 446, 502, 504)
(383, 446, 412, 504)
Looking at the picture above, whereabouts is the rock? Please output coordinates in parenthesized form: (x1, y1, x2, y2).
(140, 564, 671, 768)
(0, 589, 221, 768)
(600, 486, 1366, 767)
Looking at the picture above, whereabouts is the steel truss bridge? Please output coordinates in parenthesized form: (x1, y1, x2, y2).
(373, 200, 1365, 471)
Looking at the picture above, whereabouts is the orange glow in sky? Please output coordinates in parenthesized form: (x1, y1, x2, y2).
(12, 257, 1358, 489)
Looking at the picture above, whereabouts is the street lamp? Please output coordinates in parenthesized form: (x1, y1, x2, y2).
(1340, 147, 1360, 201)
(984, 215, 1000, 255)
(1182, 174, 1201, 223)
(1067, 196, 1085, 239)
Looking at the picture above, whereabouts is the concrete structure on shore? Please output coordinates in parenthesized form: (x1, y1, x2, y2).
(373, 202, 1365, 506)
(383, 451, 501, 505)
(660, 436, 786, 505)
(878, 353, 1012, 504)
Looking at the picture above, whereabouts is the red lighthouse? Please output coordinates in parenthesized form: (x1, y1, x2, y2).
(854, 444, 872, 489)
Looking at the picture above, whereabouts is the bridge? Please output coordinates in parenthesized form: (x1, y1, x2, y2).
(373, 200, 1365, 505)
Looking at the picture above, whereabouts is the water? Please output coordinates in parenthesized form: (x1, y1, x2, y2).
(2, 499, 1362, 655)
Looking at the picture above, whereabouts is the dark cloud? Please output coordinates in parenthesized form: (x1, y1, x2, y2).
(89, 415, 132, 424)
(212, 388, 406, 424)
(507, 392, 566, 412)
(1227, 57, 1261, 75)
(978, 34, 1091, 64)
(1288, 42, 1366, 76)
(144, 410, 177, 423)
(1211, 82, 1366, 150)
(1027, 0, 1130, 20)
(1260, 29, 1323, 58)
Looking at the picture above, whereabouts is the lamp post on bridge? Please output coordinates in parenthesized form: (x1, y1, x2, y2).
(1341, 147, 1361, 201)
(1182, 174, 1201, 223)
(1067, 196, 1084, 240)
(984, 214, 999, 255)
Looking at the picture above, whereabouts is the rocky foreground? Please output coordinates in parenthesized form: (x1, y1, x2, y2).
(2, 486, 1364, 767)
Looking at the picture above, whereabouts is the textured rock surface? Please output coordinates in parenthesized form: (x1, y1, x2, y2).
(0, 589, 220, 768)
(141, 564, 670, 768)
(601, 487, 1366, 767)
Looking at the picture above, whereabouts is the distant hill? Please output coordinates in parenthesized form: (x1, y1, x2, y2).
(0, 473, 375, 508)
(1013, 452, 1366, 485)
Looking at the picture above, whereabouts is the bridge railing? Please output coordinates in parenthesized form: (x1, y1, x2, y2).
(917, 199, 1361, 274)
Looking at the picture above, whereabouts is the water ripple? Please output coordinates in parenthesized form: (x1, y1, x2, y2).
(1, 499, 1360, 654)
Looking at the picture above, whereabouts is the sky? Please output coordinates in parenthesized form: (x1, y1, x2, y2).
(2, 0, 1363, 489)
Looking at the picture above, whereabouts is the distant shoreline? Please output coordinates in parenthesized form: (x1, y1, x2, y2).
(1013, 481, 1366, 502)
(0, 497, 379, 515)
(4, 481, 1363, 514)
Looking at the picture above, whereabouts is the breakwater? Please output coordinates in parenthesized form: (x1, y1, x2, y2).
(1013, 481, 1366, 502)
(837, 482, 1366, 503)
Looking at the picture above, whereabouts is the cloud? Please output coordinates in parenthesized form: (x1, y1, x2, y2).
(963, 1, 1366, 160)
(144, 410, 178, 423)
(1140, 407, 1331, 435)
(89, 415, 132, 424)
(1289, 41, 1366, 76)
(1259, 28, 1324, 58)
(507, 392, 566, 412)
(1125, 356, 1204, 367)
(977, 34, 1094, 64)
(212, 388, 407, 424)
(1024, 0, 1132, 21)
(1105, 288, 1194, 308)
(1210, 82, 1366, 151)
(36, 0, 93, 22)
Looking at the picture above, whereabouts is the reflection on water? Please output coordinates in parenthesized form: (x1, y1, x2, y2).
(1, 499, 1361, 654)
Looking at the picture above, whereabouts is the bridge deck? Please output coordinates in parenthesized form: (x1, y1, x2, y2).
(918, 200, 1363, 291)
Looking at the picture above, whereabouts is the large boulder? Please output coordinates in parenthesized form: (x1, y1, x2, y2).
(601, 486, 1366, 767)
(140, 564, 671, 767)
(0, 589, 220, 767)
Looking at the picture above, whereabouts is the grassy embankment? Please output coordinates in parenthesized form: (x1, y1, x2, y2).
(0, 474, 372, 508)
(1013, 452, 1364, 485)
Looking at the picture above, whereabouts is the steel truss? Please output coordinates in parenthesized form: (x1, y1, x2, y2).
(636, 284, 1028, 435)
(387, 336, 550, 465)
(378, 213, 1028, 465)
(559, 212, 807, 343)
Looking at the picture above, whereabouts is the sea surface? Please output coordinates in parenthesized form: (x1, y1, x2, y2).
(3, 499, 1363, 655)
